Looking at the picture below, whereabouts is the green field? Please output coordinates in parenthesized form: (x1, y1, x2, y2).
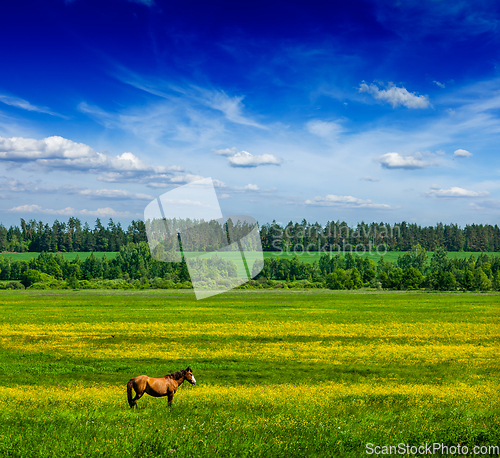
(264, 250, 500, 263)
(0, 251, 117, 261)
(0, 290, 498, 457)
(1, 250, 499, 265)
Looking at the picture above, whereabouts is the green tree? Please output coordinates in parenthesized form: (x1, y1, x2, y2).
(377, 271, 390, 289)
(81, 253, 104, 280)
(388, 268, 404, 290)
(21, 269, 56, 288)
(347, 268, 363, 289)
(430, 246, 449, 271)
(397, 244, 428, 273)
(326, 269, 347, 290)
(403, 267, 424, 290)
(472, 268, 491, 291)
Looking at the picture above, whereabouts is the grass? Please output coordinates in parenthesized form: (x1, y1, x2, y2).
(0, 290, 499, 457)
(0, 251, 117, 261)
(264, 250, 500, 264)
(2, 250, 498, 265)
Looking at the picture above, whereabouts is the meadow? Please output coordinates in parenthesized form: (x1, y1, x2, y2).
(0, 252, 117, 262)
(263, 250, 500, 264)
(0, 290, 499, 457)
(2, 250, 500, 264)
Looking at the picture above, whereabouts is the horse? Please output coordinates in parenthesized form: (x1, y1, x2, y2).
(127, 367, 196, 408)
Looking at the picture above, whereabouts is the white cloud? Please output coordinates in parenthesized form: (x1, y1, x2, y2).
(229, 151, 281, 167)
(78, 189, 154, 200)
(8, 204, 74, 215)
(1, 180, 155, 201)
(305, 194, 393, 209)
(453, 149, 472, 157)
(0, 94, 66, 118)
(243, 184, 260, 191)
(146, 174, 230, 190)
(425, 186, 489, 198)
(153, 198, 205, 207)
(469, 199, 500, 210)
(212, 147, 238, 157)
(113, 69, 267, 131)
(169, 174, 205, 184)
(212, 147, 281, 168)
(0, 135, 185, 183)
(361, 176, 380, 182)
(0, 177, 59, 193)
(196, 89, 267, 129)
(376, 152, 431, 169)
(0, 136, 96, 160)
(212, 179, 227, 188)
(433, 81, 446, 88)
(79, 98, 227, 149)
(79, 207, 140, 217)
(359, 82, 431, 109)
(306, 120, 343, 139)
(8, 204, 139, 217)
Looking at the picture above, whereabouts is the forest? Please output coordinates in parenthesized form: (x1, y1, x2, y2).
(1, 241, 499, 293)
(1, 217, 500, 253)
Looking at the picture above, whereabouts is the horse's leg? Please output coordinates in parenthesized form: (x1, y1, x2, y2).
(167, 392, 174, 407)
(127, 379, 139, 408)
(129, 378, 147, 408)
(132, 389, 145, 407)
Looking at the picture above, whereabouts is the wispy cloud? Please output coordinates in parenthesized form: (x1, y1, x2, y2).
(129, 0, 155, 6)
(109, 69, 267, 134)
(193, 87, 267, 129)
(425, 186, 489, 198)
(0, 176, 156, 206)
(374, 1, 500, 40)
(0, 94, 67, 118)
(306, 120, 343, 139)
(8, 204, 140, 218)
(145, 174, 207, 188)
(78, 188, 154, 200)
(433, 81, 445, 88)
(305, 194, 393, 209)
(359, 82, 431, 109)
(78, 98, 227, 148)
(470, 199, 500, 210)
(0, 176, 60, 193)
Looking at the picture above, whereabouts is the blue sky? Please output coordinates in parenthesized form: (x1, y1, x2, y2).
(1, 0, 500, 228)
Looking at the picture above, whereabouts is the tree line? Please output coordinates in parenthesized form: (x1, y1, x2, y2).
(1, 218, 500, 253)
(0, 218, 146, 252)
(260, 220, 500, 252)
(1, 242, 499, 292)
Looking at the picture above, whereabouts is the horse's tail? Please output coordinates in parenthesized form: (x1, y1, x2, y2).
(127, 378, 135, 408)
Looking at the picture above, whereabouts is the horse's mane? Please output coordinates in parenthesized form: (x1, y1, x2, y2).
(164, 369, 186, 380)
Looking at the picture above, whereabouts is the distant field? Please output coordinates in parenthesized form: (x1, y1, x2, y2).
(0, 290, 498, 457)
(0, 251, 117, 261)
(266, 251, 500, 264)
(1, 250, 499, 265)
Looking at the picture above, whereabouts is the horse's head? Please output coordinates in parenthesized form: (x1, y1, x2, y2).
(184, 367, 196, 385)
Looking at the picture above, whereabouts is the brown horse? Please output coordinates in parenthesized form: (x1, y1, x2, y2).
(127, 367, 196, 408)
